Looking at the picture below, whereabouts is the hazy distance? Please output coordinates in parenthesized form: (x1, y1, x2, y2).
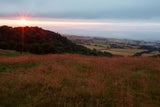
(0, 0, 160, 41)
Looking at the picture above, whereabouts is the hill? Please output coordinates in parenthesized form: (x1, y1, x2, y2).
(0, 54, 160, 106)
(0, 26, 112, 57)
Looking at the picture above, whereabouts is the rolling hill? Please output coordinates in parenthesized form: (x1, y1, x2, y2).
(1, 26, 160, 106)
(0, 26, 112, 57)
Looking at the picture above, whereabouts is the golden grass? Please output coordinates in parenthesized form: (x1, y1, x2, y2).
(103, 49, 147, 56)
(142, 51, 160, 57)
(81, 44, 146, 56)
(0, 54, 160, 106)
(82, 43, 110, 50)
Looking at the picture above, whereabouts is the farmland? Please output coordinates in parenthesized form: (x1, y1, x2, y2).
(65, 35, 160, 56)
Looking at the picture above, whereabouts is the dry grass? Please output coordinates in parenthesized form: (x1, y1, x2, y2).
(142, 51, 160, 57)
(81, 44, 146, 56)
(0, 54, 160, 107)
(103, 49, 147, 56)
(82, 43, 110, 50)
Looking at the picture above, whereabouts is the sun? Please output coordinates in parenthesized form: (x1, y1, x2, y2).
(20, 19, 27, 25)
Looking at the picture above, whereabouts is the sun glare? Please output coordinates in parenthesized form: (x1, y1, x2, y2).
(20, 19, 27, 25)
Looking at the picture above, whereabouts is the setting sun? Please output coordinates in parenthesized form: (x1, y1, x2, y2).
(20, 19, 27, 25)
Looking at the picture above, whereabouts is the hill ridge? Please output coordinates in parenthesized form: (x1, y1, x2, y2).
(0, 25, 112, 57)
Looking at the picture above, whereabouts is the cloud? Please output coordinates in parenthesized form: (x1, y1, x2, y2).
(0, 0, 160, 20)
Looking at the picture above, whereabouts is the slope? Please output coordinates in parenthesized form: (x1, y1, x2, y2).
(0, 26, 112, 57)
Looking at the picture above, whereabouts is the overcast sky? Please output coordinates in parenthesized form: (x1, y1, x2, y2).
(0, 0, 160, 41)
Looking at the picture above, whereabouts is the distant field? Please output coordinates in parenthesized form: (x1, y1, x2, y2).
(83, 43, 148, 56)
(93, 40, 107, 45)
(103, 49, 147, 56)
(81, 44, 146, 56)
(0, 54, 160, 106)
(66, 35, 160, 57)
(82, 43, 110, 50)
(142, 51, 160, 57)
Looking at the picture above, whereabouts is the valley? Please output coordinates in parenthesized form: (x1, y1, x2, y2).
(64, 35, 160, 56)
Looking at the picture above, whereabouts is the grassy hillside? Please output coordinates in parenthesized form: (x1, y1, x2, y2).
(0, 54, 160, 106)
(0, 26, 112, 57)
(0, 49, 31, 57)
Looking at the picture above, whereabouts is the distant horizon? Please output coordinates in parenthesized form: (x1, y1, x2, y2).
(1, 0, 160, 41)
(1, 17, 160, 41)
(0, 25, 160, 42)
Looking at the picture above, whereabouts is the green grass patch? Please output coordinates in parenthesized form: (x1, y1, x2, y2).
(93, 40, 107, 45)
(0, 49, 31, 57)
(0, 61, 41, 73)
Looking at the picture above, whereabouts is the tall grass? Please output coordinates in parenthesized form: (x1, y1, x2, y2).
(0, 54, 160, 107)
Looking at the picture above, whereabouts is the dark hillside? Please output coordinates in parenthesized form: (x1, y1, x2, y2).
(0, 26, 112, 56)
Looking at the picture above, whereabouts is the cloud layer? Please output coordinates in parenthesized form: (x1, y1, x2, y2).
(0, 0, 160, 19)
(1, 0, 160, 40)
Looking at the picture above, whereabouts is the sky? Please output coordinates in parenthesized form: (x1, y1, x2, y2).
(0, 0, 160, 41)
